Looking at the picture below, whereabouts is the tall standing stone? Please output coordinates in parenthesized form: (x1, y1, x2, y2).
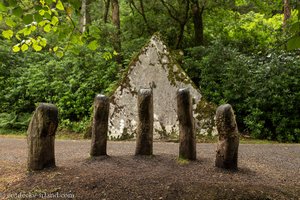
(27, 103, 58, 171)
(135, 89, 153, 155)
(177, 88, 196, 160)
(90, 94, 110, 157)
(215, 104, 239, 170)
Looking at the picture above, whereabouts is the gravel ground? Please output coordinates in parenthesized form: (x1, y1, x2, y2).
(0, 137, 300, 200)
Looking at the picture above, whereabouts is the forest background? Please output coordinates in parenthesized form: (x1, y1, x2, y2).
(0, 0, 299, 142)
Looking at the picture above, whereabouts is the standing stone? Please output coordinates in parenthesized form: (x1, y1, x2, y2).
(135, 89, 153, 155)
(177, 88, 196, 160)
(27, 103, 58, 171)
(215, 104, 239, 170)
(90, 94, 110, 157)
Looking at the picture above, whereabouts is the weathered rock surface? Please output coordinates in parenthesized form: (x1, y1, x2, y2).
(215, 104, 239, 170)
(90, 94, 109, 157)
(135, 89, 153, 155)
(27, 103, 58, 171)
(177, 88, 196, 160)
(109, 34, 216, 140)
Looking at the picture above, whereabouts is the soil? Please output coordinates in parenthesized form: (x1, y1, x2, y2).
(1, 137, 299, 200)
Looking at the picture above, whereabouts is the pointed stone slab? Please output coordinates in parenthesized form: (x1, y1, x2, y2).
(109, 33, 216, 140)
(90, 94, 110, 157)
(215, 104, 239, 170)
(135, 89, 153, 155)
(27, 103, 58, 171)
(177, 88, 196, 160)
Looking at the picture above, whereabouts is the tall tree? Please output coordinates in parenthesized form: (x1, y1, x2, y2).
(283, 0, 291, 31)
(191, 0, 204, 46)
(80, 0, 92, 33)
(160, 0, 190, 49)
(129, 0, 153, 34)
(103, 0, 110, 23)
(111, 0, 122, 64)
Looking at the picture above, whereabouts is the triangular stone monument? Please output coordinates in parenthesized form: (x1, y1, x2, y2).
(109, 34, 216, 140)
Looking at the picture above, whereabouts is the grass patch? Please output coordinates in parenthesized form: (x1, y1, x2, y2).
(0, 128, 287, 144)
(196, 134, 218, 143)
(0, 129, 85, 140)
(55, 129, 85, 140)
(240, 137, 279, 144)
(177, 157, 190, 165)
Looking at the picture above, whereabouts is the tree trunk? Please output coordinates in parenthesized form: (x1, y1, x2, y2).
(130, 0, 153, 34)
(160, 0, 189, 49)
(176, 23, 186, 49)
(111, 0, 122, 64)
(104, 0, 110, 23)
(80, 0, 91, 33)
(283, 0, 291, 31)
(192, 0, 204, 46)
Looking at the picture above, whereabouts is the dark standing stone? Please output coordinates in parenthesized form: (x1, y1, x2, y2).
(90, 94, 110, 157)
(135, 89, 153, 155)
(177, 88, 196, 160)
(215, 104, 239, 170)
(27, 103, 58, 171)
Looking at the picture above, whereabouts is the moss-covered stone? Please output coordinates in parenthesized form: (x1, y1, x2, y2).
(108, 33, 216, 140)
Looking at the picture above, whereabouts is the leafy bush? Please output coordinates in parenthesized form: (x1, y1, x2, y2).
(183, 42, 300, 142)
(0, 43, 119, 132)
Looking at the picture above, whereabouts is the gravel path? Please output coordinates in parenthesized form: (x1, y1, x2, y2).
(1, 137, 300, 199)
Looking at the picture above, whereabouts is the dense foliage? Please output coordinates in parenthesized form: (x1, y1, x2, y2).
(0, 41, 119, 132)
(184, 43, 300, 142)
(0, 0, 299, 142)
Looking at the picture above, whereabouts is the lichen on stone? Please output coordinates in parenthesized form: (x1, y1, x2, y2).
(107, 33, 216, 140)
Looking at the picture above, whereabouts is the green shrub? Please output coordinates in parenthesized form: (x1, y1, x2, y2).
(0, 43, 119, 133)
(183, 42, 300, 142)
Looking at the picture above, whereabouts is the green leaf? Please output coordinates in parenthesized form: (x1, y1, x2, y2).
(32, 43, 42, 51)
(34, 13, 43, 23)
(5, 18, 16, 28)
(51, 16, 59, 25)
(45, 0, 53, 5)
(2, 30, 14, 39)
(0, 14, 2, 22)
(56, 0, 64, 10)
(44, 24, 51, 32)
(39, 9, 45, 16)
(30, 25, 37, 32)
(102, 52, 113, 60)
(12, 45, 20, 52)
(55, 50, 64, 58)
(38, 20, 47, 27)
(290, 22, 300, 34)
(39, 38, 47, 47)
(23, 14, 33, 24)
(287, 36, 300, 50)
(53, 46, 58, 52)
(23, 27, 31, 36)
(87, 40, 98, 50)
(0, 2, 7, 12)
(21, 44, 29, 52)
(12, 6, 23, 18)
(8, 0, 17, 7)
(44, 12, 52, 20)
(89, 25, 101, 39)
(113, 50, 118, 56)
